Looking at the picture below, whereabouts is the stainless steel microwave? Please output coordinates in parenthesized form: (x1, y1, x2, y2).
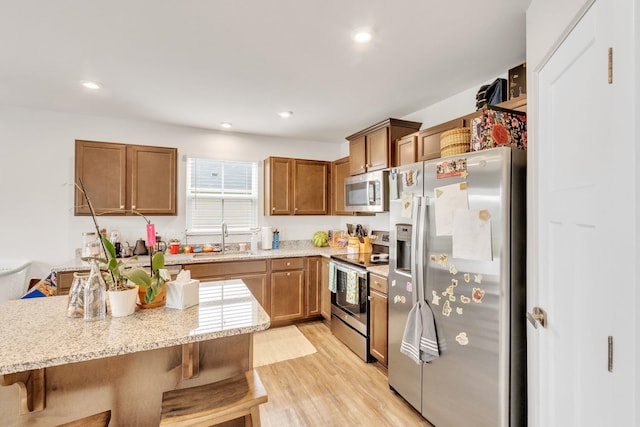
(344, 170, 389, 212)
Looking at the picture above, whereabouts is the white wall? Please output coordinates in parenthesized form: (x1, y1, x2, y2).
(0, 105, 347, 278)
(403, 74, 510, 129)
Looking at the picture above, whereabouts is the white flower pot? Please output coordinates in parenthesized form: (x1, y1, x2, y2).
(108, 286, 138, 317)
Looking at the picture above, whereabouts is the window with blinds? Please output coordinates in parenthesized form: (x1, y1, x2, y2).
(186, 158, 258, 232)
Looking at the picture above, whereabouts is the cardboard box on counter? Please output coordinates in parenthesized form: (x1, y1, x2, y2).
(166, 270, 200, 309)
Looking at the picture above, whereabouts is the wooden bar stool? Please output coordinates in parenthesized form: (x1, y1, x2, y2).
(56, 410, 111, 426)
(160, 370, 268, 426)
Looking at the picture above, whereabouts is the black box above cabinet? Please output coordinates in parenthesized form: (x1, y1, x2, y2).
(508, 62, 527, 100)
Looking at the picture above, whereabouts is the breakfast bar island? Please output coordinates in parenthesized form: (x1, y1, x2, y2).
(0, 279, 270, 426)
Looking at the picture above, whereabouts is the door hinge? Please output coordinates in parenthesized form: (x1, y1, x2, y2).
(608, 47, 613, 84)
(608, 336, 613, 372)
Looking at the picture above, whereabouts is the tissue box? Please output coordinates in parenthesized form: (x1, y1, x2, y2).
(166, 279, 200, 309)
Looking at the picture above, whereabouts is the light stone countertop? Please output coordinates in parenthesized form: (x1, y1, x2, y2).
(53, 244, 349, 272)
(0, 279, 269, 375)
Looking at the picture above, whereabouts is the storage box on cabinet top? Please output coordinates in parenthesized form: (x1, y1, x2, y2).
(470, 106, 527, 152)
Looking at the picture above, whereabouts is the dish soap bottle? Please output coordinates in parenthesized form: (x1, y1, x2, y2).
(84, 259, 106, 321)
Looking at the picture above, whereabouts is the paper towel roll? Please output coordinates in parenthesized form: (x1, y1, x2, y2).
(261, 227, 273, 250)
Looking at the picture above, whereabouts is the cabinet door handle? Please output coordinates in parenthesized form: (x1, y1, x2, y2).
(272, 207, 276, 211)
(120, 205, 125, 209)
(287, 272, 291, 276)
(287, 262, 291, 266)
(132, 205, 136, 209)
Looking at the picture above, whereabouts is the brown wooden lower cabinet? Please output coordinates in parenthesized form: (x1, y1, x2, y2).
(268, 257, 324, 325)
(320, 257, 331, 321)
(306, 256, 322, 318)
(270, 269, 305, 322)
(369, 272, 388, 367)
(184, 260, 270, 315)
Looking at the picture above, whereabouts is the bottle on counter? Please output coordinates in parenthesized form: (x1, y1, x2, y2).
(250, 228, 259, 254)
(272, 229, 280, 249)
(83, 260, 106, 321)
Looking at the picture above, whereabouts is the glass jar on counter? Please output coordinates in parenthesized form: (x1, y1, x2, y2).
(82, 232, 100, 259)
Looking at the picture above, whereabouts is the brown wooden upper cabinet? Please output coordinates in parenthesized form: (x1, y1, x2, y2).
(331, 156, 351, 215)
(347, 118, 422, 175)
(74, 140, 177, 216)
(264, 157, 329, 215)
(396, 133, 418, 166)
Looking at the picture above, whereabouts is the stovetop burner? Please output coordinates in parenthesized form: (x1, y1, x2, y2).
(331, 252, 389, 267)
(331, 230, 389, 267)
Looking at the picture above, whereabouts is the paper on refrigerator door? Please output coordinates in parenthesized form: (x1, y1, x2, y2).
(434, 182, 469, 236)
(452, 209, 493, 261)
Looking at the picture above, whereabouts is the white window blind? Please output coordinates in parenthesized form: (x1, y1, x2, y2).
(186, 158, 258, 232)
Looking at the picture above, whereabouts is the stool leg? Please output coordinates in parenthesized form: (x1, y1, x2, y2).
(248, 406, 261, 427)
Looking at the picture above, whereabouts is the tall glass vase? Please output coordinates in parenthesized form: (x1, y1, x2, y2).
(84, 260, 106, 321)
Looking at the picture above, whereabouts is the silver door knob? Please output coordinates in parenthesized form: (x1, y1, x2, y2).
(526, 306, 547, 328)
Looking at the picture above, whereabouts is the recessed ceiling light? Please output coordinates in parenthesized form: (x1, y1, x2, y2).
(278, 111, 293, 118)
(220, 122, 232, 129)
(352, 29, 372, 44)
(81, 80, 102, 90)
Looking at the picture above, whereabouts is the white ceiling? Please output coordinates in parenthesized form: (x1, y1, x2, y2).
(0, 0, 531, 142)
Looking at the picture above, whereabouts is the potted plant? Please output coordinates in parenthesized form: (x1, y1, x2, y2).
(76, 178, 169, 313)
(99, 236, 169, 311)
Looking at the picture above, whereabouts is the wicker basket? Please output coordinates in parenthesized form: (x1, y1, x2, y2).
(440, 128, 471, 157)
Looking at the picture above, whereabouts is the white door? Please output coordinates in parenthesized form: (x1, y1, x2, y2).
(530, 0, 635, 426)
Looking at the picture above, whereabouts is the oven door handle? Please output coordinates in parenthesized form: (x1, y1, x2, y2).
(333, 263, 368, 278)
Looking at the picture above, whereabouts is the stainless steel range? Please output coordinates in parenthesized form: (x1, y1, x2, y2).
(329, 230, 388, 362)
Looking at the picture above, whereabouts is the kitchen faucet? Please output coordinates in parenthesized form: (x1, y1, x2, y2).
(221, 221, 228, 253)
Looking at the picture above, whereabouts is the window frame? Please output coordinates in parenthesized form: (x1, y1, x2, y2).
(185, 157, 259, 234)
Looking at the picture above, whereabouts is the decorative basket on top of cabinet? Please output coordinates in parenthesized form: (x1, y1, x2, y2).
(440, 128, 470, 158)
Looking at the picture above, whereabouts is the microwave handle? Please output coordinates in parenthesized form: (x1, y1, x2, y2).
(368, 181, 375, 205)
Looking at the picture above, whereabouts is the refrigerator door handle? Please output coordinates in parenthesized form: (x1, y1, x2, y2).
(417, 196, 427, 302)
(410, 195, 422, 303)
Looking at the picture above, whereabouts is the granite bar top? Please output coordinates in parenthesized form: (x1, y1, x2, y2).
(0, 279, 270, 375)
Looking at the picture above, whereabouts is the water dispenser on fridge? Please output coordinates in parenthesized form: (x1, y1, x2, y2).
(395, 224, 412, 273)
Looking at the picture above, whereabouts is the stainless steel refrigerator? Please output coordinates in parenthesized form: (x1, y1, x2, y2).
(388, 147, 526, 427)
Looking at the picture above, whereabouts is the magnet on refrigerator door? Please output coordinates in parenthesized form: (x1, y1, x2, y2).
(449, 263, 458, 275)
(442, 300, 452, 317)
(431, 291, 441, 306)
(472, 288, 486, 303)
(455, 332, 469, 346)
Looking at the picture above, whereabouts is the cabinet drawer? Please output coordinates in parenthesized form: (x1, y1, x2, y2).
(271, 257, 305, 271)
(369, 273, 388, 294)
(184, 260, 268, 279)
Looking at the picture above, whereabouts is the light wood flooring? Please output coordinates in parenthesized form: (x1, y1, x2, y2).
(256, 321, 433, 426)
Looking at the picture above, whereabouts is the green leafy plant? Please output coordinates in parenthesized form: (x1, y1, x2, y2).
(98, 236, 167, 303)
